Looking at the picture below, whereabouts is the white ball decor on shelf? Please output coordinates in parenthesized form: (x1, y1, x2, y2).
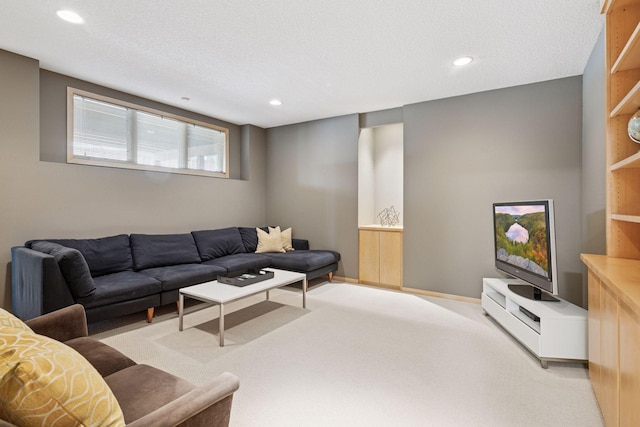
(629, 108, 640, 143)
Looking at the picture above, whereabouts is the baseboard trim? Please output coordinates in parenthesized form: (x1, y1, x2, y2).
(333, 276, 359, 284)
(358, 280, 401, 291)
(401, 286, 480, 304)
(335, 278, 480, 304)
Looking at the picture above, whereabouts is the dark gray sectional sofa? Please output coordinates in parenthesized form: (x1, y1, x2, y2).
(11, 227, 340, 323)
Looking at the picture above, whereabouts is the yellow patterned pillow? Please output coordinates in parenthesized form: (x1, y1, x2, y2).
(0, 309, 32, 332)
(0, 327, 125, 427)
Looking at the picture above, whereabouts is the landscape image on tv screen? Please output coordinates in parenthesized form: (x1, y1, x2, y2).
(494, 205, 549, 278)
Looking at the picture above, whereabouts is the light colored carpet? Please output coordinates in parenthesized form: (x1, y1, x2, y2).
(90, 282, 604, 427)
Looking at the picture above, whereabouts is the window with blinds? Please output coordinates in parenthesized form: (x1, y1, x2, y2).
(67, 88, 229, 178)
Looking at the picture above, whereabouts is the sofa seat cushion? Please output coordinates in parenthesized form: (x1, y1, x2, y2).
(65, 337, 136, 378)
(261, 250, 341, 272)
(0, 326, 125, 426)
(105, 364, 194, 424)
(139, 264, 226, 291)
(130, 233, 201, 270)
(192, 227, 246, 261)
(31, 234, 133, 277)
(203, 253, 273, 273)
(78, 271, 162, 309)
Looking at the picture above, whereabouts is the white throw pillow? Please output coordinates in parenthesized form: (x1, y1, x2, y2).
(256, 228, 286, 253)
(269, 226, 295, 252)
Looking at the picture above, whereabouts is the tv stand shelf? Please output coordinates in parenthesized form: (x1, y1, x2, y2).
(481, 278, 588, 368)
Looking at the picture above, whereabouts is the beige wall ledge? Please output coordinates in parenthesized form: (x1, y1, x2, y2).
(358, 225, 403, 231)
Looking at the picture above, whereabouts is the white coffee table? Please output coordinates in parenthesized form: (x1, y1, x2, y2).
(178, 268, 307, 346)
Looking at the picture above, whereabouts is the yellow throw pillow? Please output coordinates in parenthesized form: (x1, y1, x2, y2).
(0, 309, 32, 333)
(269, 226, 294, 252)
(256, 227, 286, 253)
(0, 327, 125, 427)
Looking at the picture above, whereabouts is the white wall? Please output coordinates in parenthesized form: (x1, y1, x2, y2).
(358, 123, 404, 226)
(358, 128, 375, 225)
(373, 124, 403, 225)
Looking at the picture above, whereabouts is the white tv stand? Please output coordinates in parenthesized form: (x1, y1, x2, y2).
(481, 278, 587, 368)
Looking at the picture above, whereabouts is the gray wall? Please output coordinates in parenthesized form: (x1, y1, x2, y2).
(403, 77, 585, 304)
(0, 49, 267, 309)
(264, 77, 585, 305)
(581, 28, 606, 261)
(1, 46, 599, 309)
(265, 115, 360, 279)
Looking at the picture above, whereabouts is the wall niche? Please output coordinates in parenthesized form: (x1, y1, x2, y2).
(358, 122, 404, 288)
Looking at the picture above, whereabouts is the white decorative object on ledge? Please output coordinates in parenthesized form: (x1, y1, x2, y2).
(377, 206, 400, 226)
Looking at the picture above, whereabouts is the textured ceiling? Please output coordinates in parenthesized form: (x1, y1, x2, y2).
(0, 0, 603, 128)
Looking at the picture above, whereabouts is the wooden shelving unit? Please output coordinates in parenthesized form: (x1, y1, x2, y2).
(582, 1, 640, 425)
(611, 21, 640, 72)
(605, 0, 640, 256)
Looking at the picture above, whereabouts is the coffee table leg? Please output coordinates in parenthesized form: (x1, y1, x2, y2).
(219, 303, 225, 347)
(303, 277, 307, 308)
(178, 293, 184, 331)
(266, 290, 270, 301)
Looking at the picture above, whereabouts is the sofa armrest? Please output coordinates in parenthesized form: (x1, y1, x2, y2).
(126, 372, 240, 427)
(292, 238, 309, 250)
(25, 304, 88, 342)
(11, 246, 74, 320)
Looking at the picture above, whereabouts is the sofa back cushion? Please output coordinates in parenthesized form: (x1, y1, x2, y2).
(238, 226, 269, 253)
(30, 241, 96, 298)
(130, 233, 201, 270)
(30, 234, 133, 278)
(192, 227, 246, 261)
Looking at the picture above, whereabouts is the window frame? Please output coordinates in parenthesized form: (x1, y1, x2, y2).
(66, 87, 230, 179)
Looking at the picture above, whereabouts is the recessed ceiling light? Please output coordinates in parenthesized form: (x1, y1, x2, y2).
(269, 99, 282, 106)
(453, 56, 473, 66)
(57, 10, 84, 24)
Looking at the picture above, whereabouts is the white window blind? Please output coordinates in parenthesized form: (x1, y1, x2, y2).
(68, 88, 229, 178)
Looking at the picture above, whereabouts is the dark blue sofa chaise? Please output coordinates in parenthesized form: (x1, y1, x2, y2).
(11, 226, 340, 323)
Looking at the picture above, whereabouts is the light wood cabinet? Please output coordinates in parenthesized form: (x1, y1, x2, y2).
(619, 301, 640, 425)
(600, 283, 619, 427)
(581, 254, 640, 426)
(358, 226, 403, 289)
(587, 270, 602, 401)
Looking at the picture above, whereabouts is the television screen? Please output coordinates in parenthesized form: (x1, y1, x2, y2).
(493, 200, 558, 299)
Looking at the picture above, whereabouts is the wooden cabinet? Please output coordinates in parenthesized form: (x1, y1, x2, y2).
(581, 254, 640, 426)
(619, 301, 640, 425)
(587, 269, 602, 401)
(358, 226, 403, 289)
(600, 283, 619, 427)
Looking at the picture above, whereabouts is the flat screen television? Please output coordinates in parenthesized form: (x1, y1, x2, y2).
(492, 200, 559, 302)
